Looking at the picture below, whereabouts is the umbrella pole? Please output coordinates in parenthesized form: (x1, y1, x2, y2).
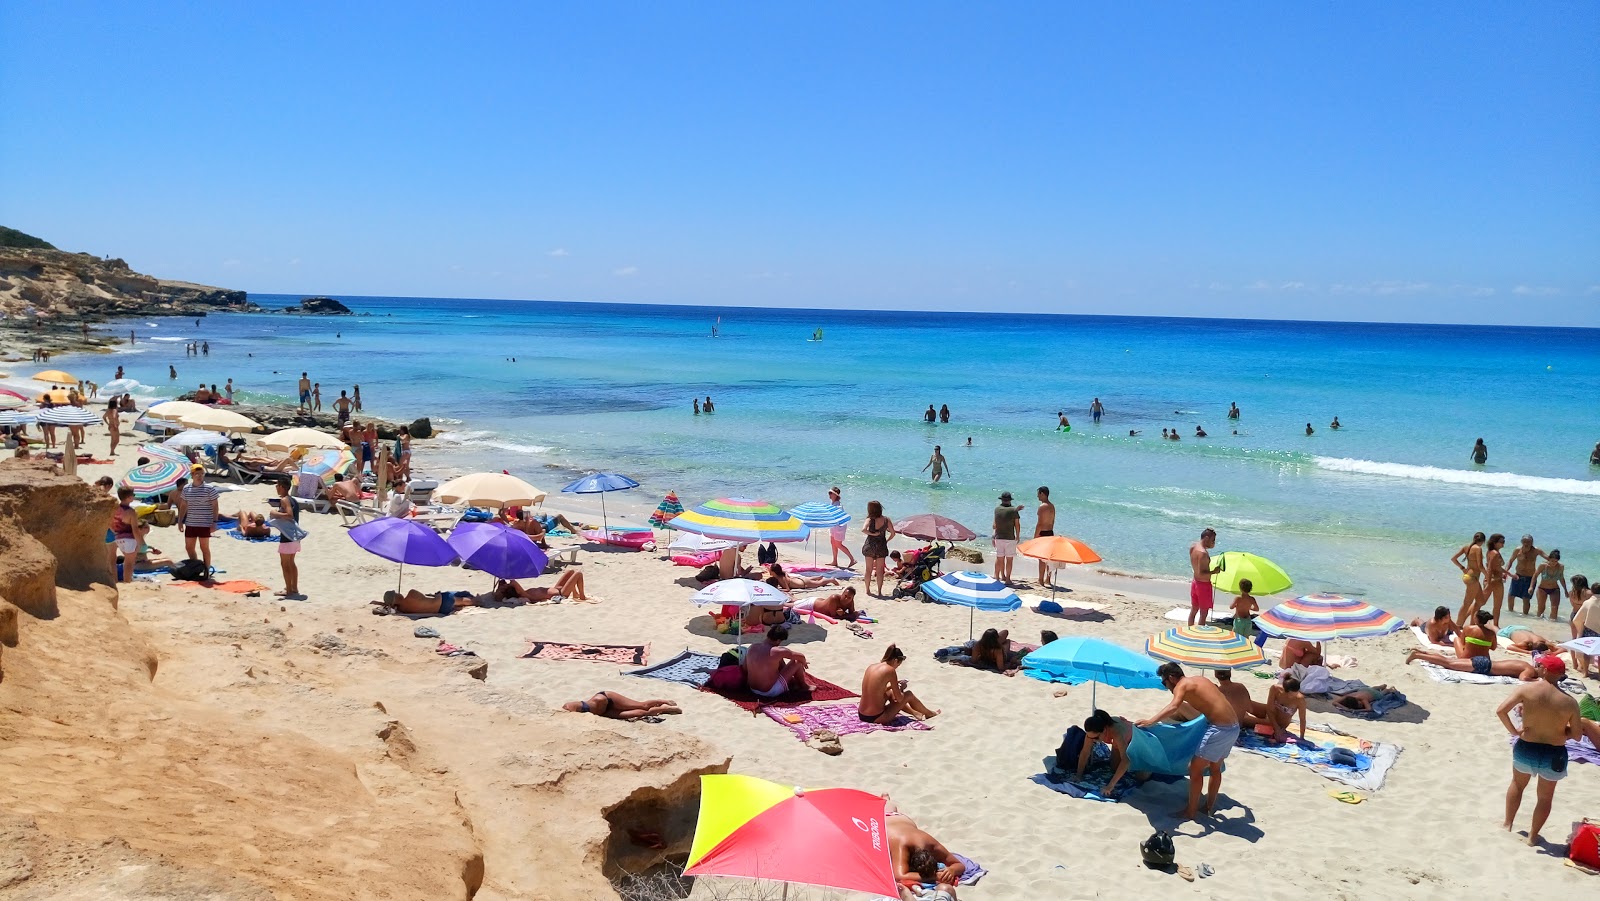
(600, 491, 609, 538)
(397, 562, 404, 594)
(969, 606, 975, 642)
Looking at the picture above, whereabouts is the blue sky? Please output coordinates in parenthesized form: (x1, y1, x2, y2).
(2, 3, 1596, 324)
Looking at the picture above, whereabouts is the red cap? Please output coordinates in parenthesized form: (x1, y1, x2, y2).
(1535, 655, 1566, 677)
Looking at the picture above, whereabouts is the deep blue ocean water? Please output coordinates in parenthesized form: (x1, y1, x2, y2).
(57, 295, 1600, 613)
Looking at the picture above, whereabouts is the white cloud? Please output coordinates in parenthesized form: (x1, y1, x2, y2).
(1330, 281, 1432, 296)
(1279, 281, 1308, 291)
(1512, 284, 1559, 296)
(613, 265, 638, 277)
(547, 248, 569, 257)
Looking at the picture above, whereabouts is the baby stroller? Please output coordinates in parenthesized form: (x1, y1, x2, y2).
(893, 544, 946, 599)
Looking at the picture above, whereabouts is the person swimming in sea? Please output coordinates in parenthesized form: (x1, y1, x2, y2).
(1331, 416, 1341, 429)
(1194, 425, 1207, 438)
(1471, 438, 1488, 465)
(1305, 423, 1314, 435)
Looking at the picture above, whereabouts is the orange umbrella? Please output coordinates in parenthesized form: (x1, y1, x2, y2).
(1018, 535, 1102, 565)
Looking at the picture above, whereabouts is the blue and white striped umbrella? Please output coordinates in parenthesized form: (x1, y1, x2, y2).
(36, 406, 102, 426)
(0, 411, 37, 426)
(920, 570, 1023, 640)
(786, 502, 851, 529)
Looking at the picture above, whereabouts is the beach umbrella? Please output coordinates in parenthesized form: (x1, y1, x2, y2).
(920, 570, 1023, 640)
(1211, 551, 1293, 596)
(0, 388, 29, 401)
(35, 389, 71, 404)
(178, 406, 259, 432)
(561, 471, 640, 536)
(669, 531, 741, 553)
(120, 459, 186, 498)
(259, 427, 345, 451)
(1022, 636, 1164, 706)
(1254, 593, 1404, 643)
(1018, 534, 1104, 603)
(0, 411, 37, 426)
(31, 369, 78, 384)
(145, 400, 214, 423)
(787, 502, 850, 564)
(446, 522, 549, 580)
(648, 491, 684, 528)
(435, 472, 547, 508)
(139, 443, 190, 463)
(348, 517, 458, 592)
(893, 513, 976, 542)
(1146, 625, 1268, 670)
(163, 429, 230, 448)
(102, 378, 139, 394)
(684, 774, 897, 899)
(1560, 636, 1600, 656)
(673, 497, 810, 543)
(0, 394, 27, 410)
(35, 407, 101, 426)
(692, 578, 791, 648)
(299, 447, 357, 482)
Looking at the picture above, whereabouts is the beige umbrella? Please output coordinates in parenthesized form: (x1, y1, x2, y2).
(31, 369, 78, 384)
(435, 472, 546, 509)
(178, 407, 260, 433)
(259, 427, 345, 451)
(146, 400, 214, 422)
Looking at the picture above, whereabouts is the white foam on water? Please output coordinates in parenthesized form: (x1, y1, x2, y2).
(148, 336, 185, 342)
(1314, 457, 1600, 497)
(436, 429, 552, 456)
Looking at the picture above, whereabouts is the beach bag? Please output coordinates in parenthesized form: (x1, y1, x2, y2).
(1054, 726, 1087, 772)
(1571, 820, 1600, 869)
(1139, 831, 1175, 868)
(171, 558, 208, 581)
(708, 665, 746, 692)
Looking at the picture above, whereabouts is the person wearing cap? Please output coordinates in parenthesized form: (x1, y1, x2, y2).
(826, 486, 856, 569)
(180, 463, 221, 577)
(1497, 654, 1581, 847)
(992, 492, 1021, 583)
(1188, 527, 1223, 627)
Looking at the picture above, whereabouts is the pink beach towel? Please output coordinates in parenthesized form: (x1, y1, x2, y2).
(520, 640, 650, 666)
(762, 702, 932, 741)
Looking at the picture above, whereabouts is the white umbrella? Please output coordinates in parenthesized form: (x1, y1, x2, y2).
(259, 427, 345, 451)
(103, 378, 140, 393)
(0, 411, 37, 426)
(36, 407, 102, 426)
(0, 395, 27, 410)
(145, 400, 214, 422)
(178, 406, 259, 432)
(1560, 636, 1600, 656)
(435, 472, 547, 508)
(691, 578, 791, 649)
(163, 429, 231, 448)
(669, 532, 742, 553)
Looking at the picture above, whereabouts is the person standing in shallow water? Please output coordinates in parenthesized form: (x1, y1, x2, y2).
(922, 445, 950, 483)
(939, 403, 950, 423)
(693, 398, 700, 415)
(1471, 438, 1488, 465)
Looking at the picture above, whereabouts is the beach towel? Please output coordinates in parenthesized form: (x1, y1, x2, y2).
(169, 579, 270, 594)
(623, 649, 722, 688)
(1419, 661, 1585, 693)
(786, 565, 856, 580)
(520, 641, 650, 666)
(1411, 625, 1456, 655)
(703, 673, 857, 712)
(901, 853, 987, 896)
(224, 528, 278, 543)
(1035, 723, 1197, 801)
(761, 702, 931, 741)
(1233, 721, 1399, 792)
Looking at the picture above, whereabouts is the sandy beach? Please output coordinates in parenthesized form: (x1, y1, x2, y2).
(0, 422, 1592, 900)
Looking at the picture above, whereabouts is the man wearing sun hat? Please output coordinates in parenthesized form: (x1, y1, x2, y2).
(181, 463, 222, 577)
(1497, 654, 1582, 847)
(992, 491, 1021, 583)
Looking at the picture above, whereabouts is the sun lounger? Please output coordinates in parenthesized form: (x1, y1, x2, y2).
(291, 473, 332, 514)
(547, 546, 580, 567)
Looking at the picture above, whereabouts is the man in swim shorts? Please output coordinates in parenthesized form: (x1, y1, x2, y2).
(992, 491, 1020, 583)
(1506, 535, 1545, 615)
(1139, 662, 1241, 820)
(297, 372, 311, 412)
(1033, 485, 1056, 586)
(743, 625, 808, 698)
(1498, 655, 1581, 846)
(1188, 527, 1221, 627)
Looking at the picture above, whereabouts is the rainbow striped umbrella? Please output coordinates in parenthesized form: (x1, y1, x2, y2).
(299, 447, 356, 482)
(1146, 625, 1268, 669)
(671, 497, 810, 543)
(1254, 593, 1404, 642)
(649, 491, 684, 528)
(120, 459, 186, 497)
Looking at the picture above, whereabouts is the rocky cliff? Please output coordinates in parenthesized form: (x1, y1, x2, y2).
(0, 237, 251, 320)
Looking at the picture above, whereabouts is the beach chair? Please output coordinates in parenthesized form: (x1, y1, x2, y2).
(546, 546, 580, 568)
(291, 473, 332, 514)
(335, 499, 372, 528)
(223, 457, 262, 485)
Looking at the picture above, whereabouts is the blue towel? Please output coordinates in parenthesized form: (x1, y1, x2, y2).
(624, 649, 722, 687)
(224, 528, 277, 543)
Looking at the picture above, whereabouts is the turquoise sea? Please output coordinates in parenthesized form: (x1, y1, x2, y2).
(60, 296, 1600, 615)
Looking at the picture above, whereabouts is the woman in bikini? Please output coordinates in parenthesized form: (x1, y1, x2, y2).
(1405, 610, 1537, 679)
(764, 563, 842, 591)
(966, 628, 1027, 675)
(562, 691, 681, 720)
(860, 500, 895, 597)
(1451, 531, 1487, 628)
(1265, 678, 1308, 742)
(858, 645, 939, 725)
(499, 569, 590, 602)
(1534, 551, 1565, 620)
(1483, 533, 1508, 623)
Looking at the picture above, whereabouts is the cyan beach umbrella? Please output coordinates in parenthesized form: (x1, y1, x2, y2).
(446, 521, 548, 580)
(920, 570, 1023, 640)
(120, 459, 186, 498)
(561, 471, 640, 537)
(673, 497, 810, 544)
(163, 429, 230, 449)
(787, 501, 850, 564)
(349, 517, 458, 592)
(1022, 636, 1163, 707)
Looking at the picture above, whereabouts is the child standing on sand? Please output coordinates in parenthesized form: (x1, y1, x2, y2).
(1229, 579, 1258, 638)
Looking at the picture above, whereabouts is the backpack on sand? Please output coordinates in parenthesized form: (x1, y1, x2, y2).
(170, 558, 208, 581)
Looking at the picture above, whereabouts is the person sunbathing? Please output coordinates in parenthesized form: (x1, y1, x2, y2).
(1499, 624, 1555, 655)
(966, 628, 1026, 676)
(327, 474, 362, 503)
(499, 570, 589, 602)
(743, 625, 808, 698)
(798, 586, 860, 619)
(859, 644, 938, 724)
(1406, 612, 1537, 678)
(377, 588, 504, 616)
(1280, 637, 1323, 669)
(883, 796, 964, 900)
(235, 512, 272, 538)
(1410, 605, 1457, 646)
(562, 691, 681, 720)
(504, 509, 549, 548)
(1332, 684, 1395, 712)
(763, 563, 841, 592)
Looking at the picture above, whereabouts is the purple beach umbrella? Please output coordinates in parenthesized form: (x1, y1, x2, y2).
(447, 522, 549, 580)
(349, 517, 458, 591)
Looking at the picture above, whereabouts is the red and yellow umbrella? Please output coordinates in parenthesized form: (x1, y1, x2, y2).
(684, 774, 897, 897)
